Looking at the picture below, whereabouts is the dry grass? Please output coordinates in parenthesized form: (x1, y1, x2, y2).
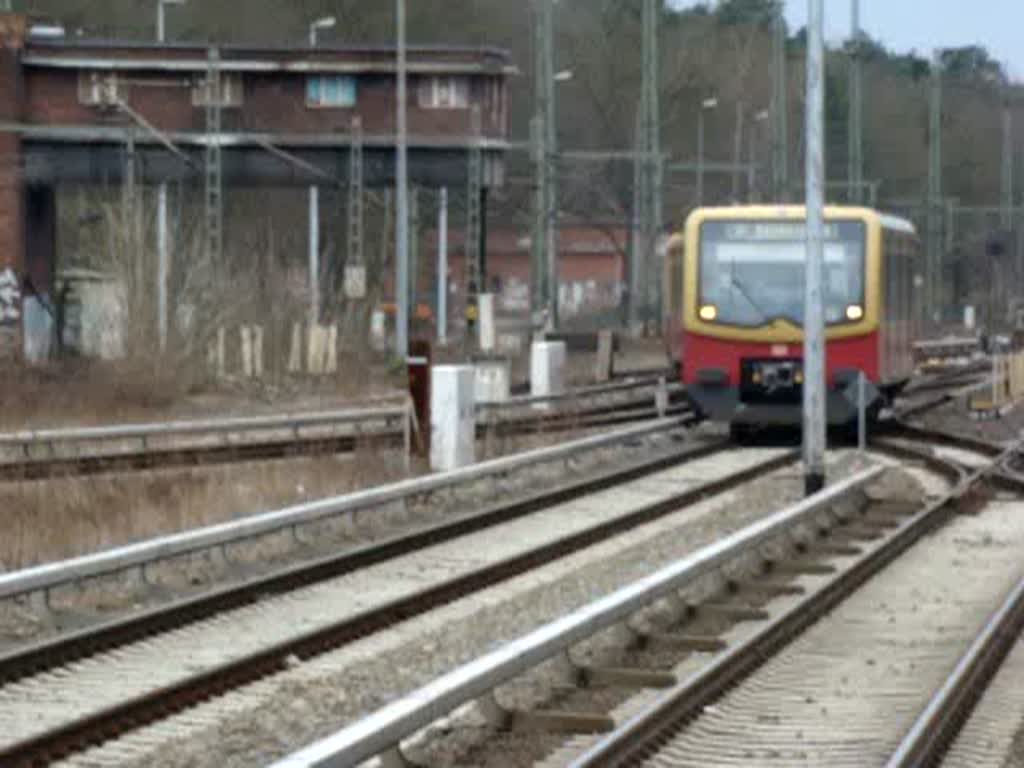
(0, 442, 416, 570)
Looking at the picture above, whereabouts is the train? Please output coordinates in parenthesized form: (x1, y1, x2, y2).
(675, 205, 921, 434)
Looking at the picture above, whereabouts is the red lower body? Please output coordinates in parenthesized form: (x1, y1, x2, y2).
(681, 332, 880, 388)
(681, 331, 885, 427)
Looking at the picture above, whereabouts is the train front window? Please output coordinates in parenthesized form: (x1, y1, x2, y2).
(698, 220, 866, 327)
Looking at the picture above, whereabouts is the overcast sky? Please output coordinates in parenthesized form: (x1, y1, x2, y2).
(672, 1, 1024, 80)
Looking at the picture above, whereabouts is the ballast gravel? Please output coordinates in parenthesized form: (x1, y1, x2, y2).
(611, 500, 1024, 767)
(52, 450, 885, 768)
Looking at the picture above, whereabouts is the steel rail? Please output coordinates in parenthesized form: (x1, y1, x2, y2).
(0, 417, 685, 604)
(886, 575, 1024, 768)
(478, 378, 681, 410)
(269, 467, 882, 768)
(565, 443, 1010, 768)
(0, 405, 407, 449)
(0, 444, 795, 765)
(0, 438, 725, 687)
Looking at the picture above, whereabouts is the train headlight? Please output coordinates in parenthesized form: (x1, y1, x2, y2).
(699, 304, 718, 321)
(846, 304, 864, 321)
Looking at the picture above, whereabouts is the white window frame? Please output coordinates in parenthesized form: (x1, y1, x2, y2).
(306, 75, 358, 108)
(78, 72, 126, 107)
(417, 76, 470, 110)
(192, 73, 244, 108)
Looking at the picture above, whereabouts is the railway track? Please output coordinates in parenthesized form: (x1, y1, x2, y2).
(266, 430, 1024, 768)
(0, 372, 1000, 766)
(0, 379, 688, 482)
(0, 420, 797, 766)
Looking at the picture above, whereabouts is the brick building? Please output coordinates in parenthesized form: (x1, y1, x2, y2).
(420, 226, 629, 328)
(0, 12, 514, 359)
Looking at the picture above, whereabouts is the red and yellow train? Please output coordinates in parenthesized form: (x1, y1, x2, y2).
(674, 206, 920, 431)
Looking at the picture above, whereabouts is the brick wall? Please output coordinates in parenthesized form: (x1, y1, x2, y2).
(23, 52, 509, 140)
(0, 15, 25, 357)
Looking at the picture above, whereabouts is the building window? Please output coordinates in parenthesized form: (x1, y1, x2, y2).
(192, 73, 244, 107)
(417, 76, 469, 109)
(306, 75, 357, 108)
(78, 72, 126, 106)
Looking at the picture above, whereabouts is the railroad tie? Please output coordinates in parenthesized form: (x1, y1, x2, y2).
(510, 710, 616, 735)
(642, 633, 728, 653)
(580, 666, 678, 689)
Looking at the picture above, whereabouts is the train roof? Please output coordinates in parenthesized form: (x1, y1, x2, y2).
(685, 205, 918, 237)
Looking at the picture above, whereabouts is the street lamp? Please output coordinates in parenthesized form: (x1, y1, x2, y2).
(156, 0, 186, 43)
(748, 109, 770, 201)
(306, 15, 336, 326)
(155, 0, 185, 353)
(309, 16, 336, 46)
(696, 96, 718, 206)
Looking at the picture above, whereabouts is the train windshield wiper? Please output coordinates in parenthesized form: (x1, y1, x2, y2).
(727, 275, 770, 325)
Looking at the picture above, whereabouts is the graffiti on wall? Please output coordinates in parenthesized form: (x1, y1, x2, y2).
(0, 268, 20, 325)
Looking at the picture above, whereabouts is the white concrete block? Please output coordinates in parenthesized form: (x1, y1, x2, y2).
(478, 293, 496, 352)
(475, 358, 511, 403)
(431, 365, 476, 472)
(370, 310, 387, 351)
(531, 341, 567, 399)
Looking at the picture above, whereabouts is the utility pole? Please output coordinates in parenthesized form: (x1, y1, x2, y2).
(848, 0, 863, 204)
(697, 97, 718, 206)
(395, 0, 409, 360)
(437, 187, 448, 344)
(532, 0, 557, 330)
(204, 48, 223, 269)
(637, 0, 661, 333)
(1001, 89, 1014, 231)
(927, 51, 943, 326)
(804, 0, 827, 496)
(466, 105, 483, 344)
(543, 0, 558, 330)
(156, 0, 185, 352)
(307, 17, 335, 326)
(772, 2, 789, 202)
(530, 115, 546, 323)
(731, 102, 745, 202)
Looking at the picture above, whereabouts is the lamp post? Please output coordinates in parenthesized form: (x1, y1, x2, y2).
(156, 0, 185, 43)
(156, 0, 185, 352)
(395, 0, 409, 360)
(696, 96, 718, 206)
(307, 16, 336, 326)
(749, 109, 770, 202)
(546, 68, 572, 331)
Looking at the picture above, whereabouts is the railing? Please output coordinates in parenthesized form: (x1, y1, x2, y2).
(0, 403, 411, 460)
(269, 467, 882, 768)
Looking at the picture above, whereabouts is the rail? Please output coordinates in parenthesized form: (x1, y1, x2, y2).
(477, 377, 681, 410)
(269, 466, 882, 768)
(0, 416, 686, 604)
(886, 574, 1024, 767)
(0, 404, 410, 456)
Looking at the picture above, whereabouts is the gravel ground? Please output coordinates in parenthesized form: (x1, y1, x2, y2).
(4, 437, 744, 760)
(51, 450, 880, 768)
(564, 499, 1024, 767)
(0, 426, 684, 648)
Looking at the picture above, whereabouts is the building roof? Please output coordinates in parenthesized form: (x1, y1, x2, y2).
(21, 36, 516, 76)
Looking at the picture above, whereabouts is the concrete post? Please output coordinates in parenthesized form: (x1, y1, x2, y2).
(478, 292, 496, 353)
(430, 365, 476, 472)
(530, 340, 567, 399)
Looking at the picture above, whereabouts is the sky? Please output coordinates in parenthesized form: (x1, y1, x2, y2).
(673, 1, 1024, 81)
